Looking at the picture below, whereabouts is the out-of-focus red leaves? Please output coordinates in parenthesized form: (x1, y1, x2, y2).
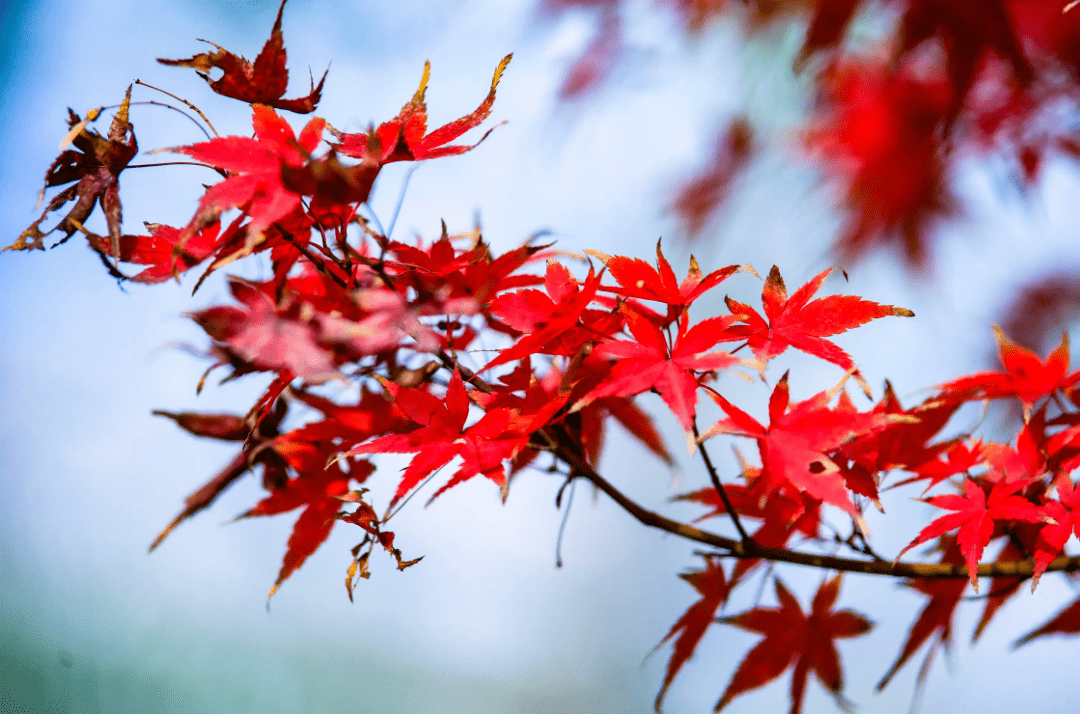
(807, 61, 954, 265)
(716, 576, 871, 714)
(652, 556, 729, 712)
(672, 118, 754, 238)
(158, 0, 326, 114)
(559, 8, 622, 100)
(877, 537, 966, 691)
(190, 277, 339, 382)
(1014, 594, 1080, 648)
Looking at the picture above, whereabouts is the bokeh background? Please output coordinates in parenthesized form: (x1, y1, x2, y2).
(4, 0, 1080, 712)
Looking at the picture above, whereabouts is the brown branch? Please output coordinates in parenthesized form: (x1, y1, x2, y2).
(552, 443, 1080, 580)
(431, 328, 1080, 582)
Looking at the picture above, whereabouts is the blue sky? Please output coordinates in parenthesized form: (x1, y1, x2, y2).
(3, 1, 1080, 712)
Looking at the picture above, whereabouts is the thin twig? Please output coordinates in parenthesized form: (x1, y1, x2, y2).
(692, 418, 752, 544)
(134, 79, 219, 137)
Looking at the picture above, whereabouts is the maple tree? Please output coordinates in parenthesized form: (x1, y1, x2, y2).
(13, 0, 1080, 711)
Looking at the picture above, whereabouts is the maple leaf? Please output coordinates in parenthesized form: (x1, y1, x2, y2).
(172, 104, 325, 252)
(333, 54, 512, 164)
(807, 61, 954, 265)
(702, 373, 894, 516)
(1031, 474, 1080, 586)
(150, 399, 289, 551)
(652, 556, 729, 712)
(558, 7, 621, 99)
(10, 86, 137, 258)
(190, 277, 339, 382)
(675, 468, 822, 585)
(895, 477, 1045, 590)
(87, 221, 221, 284)
(575, 304, 741, 433)
(898, 0, 1032, 110)
(877, 537, 966, 691)
(239, 439, 375, 598)
(345, 372, 527, 506)
(724, 266, 913, 393)
(716, 576, 871, 714)
(1014, 595, 1080, 649)
(485, 262, 608, 371)
(158, 0, 326, 114)
(937, 327, 1077, 414)
(588, 239, 745, 310)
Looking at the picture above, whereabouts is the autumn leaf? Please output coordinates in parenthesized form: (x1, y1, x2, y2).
(575, 304, 741, 433)
(87, 220, 221, 283)
(895, 477, 1045, 590)
(1014, 595, 1080, 649)
(877, 538, 967, 691)
(333, 54, 512, 164)
(189, 277, 339, 382)
(149, 399, 289, 551)
(716, 576, 871, 714)
(11, 86, 137, 259)
(724, 265, 913, 393)
(702, 373, 894, 516)
(345, 372, 527, 506)
(239, 440, 374, 598)
(158, 0, 327, 113)
(937, 327, 1077, 414)
(588, 239, 745, 310)
(172, 104, 325, 251)
(652, 556, 728, 712)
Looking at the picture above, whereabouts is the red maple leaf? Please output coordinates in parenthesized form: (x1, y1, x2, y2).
(1032, 474, 1080, 585)
(937, 327, 1077, 413)
(651, 556, 729, 712)
(589, 239, 745, 310)
(675, 465, 821, 584)
(575, 304, 741, 433)
(671, 118, 754, 238)
(877, 537, 966, 691)
(158, 0, 326, 114)
(87, 221, 221, 283)
(11, 86, 137, 259)
(345, 372, 528, 506)
(190, 277, 339, 382)
(724, 265, 913, 393)
(806, 61, 954, 265)
(1014, 594, 1080, 649)
(240, 439, 374, 598)
(149, 399, 290, 551)
(485, 262, 608, 371)
(895, 476, 1045, 590)
(702, 373, 894, 516)
(333, 54, 512, 164)
(716, 575, 871, 714)
(172, 104, 325, 250)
